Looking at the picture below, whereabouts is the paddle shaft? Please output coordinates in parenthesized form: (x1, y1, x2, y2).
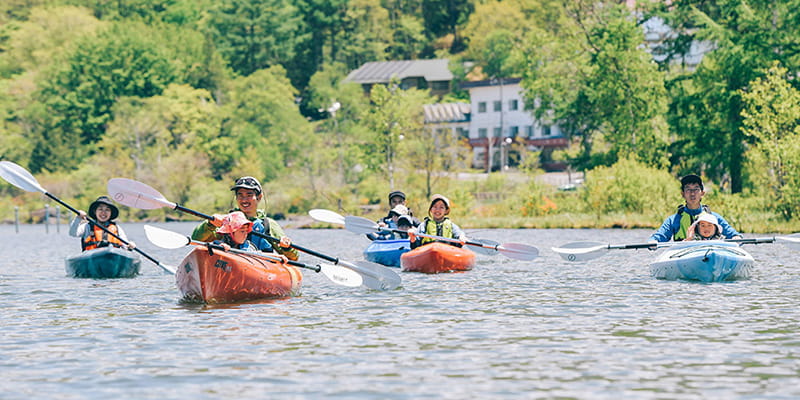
(197, 240, 321, 273)
(170, 201, 345, 264)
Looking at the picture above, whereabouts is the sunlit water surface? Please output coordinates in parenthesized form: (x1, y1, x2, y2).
(1, 222, 798, 399)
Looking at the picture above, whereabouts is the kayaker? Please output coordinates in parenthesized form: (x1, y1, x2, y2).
(191, 176, 299, 260)
(368, 204, 409, 241)
(379, 190, 420, 227)
(648, 174, 742, 243)
(684, 212, 723, 241)
(69, 196, 135, 251)
(395, 215, 414, 239)
(213, 212, 288, 263)
(407, 194, 468, 249)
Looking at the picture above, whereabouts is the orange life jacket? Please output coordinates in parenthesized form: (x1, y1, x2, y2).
(82, 223, 124, 251)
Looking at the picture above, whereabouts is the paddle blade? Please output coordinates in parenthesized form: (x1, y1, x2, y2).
(551, 241, 608, 262)
(318, 263, 363, 287)
(776, 235, 800, 251)
(107, 178, 176, 210)
(0, 161, 46, 193)
(309, 209, 346, 225)
(144, 225, 191, 249)
(344, 215, 380, 235)
(498, 243, 540, 261)
(467, 238, 501, 256)
(335, 259, 401, 290)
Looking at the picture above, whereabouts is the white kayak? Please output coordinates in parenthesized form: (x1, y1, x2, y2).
(649, 241, 754, 282)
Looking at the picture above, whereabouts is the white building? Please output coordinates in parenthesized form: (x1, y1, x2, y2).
(461, 78, 567, 171)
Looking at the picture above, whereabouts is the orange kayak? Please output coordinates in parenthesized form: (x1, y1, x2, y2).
(176, 246, 303, 303)
(400, 242, 476, 274)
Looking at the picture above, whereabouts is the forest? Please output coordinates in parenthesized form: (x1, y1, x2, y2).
(1, 0, 799, 233)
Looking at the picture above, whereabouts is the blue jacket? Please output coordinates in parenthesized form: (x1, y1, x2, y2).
(249, 219, 275, 252)
(649, 206, 740, 242)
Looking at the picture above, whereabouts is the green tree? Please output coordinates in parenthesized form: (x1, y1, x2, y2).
(520, 1, 670, 170)
(741, 63, 800, 219)
(206, 0, 303, 77)
(659, 0, 800, 193)
(361, 81, 432, 189)
(421, 0, 474, 53)
(31, 21, 178, 172)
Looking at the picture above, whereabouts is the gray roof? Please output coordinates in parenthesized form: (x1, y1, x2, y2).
(424, 103, 470, 123)
(346, 59, 453, 84)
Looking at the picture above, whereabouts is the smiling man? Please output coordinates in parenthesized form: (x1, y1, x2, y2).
(648, 174, 742, 242)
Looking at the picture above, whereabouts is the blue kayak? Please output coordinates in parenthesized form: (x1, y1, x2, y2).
(364, 239, 411, 267)
(649, 241, 754, 282)
(65, 246, 142, 279)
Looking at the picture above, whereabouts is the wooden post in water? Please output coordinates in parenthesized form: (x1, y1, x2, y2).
(44, 203, 49, 234)
(14, 206, 19, 233)
(56, 206, 61, 233)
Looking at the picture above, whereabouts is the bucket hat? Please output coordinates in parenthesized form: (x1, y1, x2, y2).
(88, 196, 119, 220)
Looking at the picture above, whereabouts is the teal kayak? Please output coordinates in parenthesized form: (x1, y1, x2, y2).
(363, 239, 410, 267)
(65, 246, 142, 279)
(649, 241, 754, 282)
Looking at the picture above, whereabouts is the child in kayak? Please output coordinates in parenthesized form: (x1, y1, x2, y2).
(408, 194, 468, 249)
(214, 211, 287, 263)
(395, 215, 414, 240)
(369, 204, 409, 241)
(69, 196, 135, 251)
(684, 212, 723, 241)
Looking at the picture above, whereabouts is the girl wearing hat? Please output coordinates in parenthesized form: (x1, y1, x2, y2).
(69, 196, 135, 251)
(408, 194, 468, 249)
(684, 212, 723, 241)
(369, 204, 409, 241)
(213, 212, 286, 262)
(191, 176, 298, 260)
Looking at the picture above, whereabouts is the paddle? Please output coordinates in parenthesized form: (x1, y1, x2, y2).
(0, 161, 177, 275)
(308, 209, 346, 225)
(142, 225, 362, 287)
(553, 236, 800, 262)
(310, 209, 505, 256)
(107, 178, 401, 290)
(343, 215, 540, 261)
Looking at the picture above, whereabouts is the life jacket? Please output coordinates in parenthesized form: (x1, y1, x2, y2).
(673, 204, 711, 241)
(82, 222, 124, 251)
(420, 217, 455, 245)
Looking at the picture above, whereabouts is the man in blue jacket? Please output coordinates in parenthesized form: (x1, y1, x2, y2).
(648, 174, 742, 242)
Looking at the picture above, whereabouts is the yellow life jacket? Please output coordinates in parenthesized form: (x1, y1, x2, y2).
(673, 205, 711, 241)
(421, 217, 454, 245)
(83, 223, 123, 251)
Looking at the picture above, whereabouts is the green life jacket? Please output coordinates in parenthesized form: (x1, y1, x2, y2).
(673, 204, 711, 241)
(421, 217, 454, 245)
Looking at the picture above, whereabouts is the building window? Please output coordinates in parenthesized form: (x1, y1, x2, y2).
(478, 102, 487, 113)
(493, 101, 502, 112)
(493, 127, 502, 137)
(542, 125, 551, 136)
(478, 128, 487, 138)
(509, 99, 518, 111)
(510, 126, 519, 137)
(431, 81, 449, 91)
(457, 127, 469, 138)
(525, 125, 534, 137)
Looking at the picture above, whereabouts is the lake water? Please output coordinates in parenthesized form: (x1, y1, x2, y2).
(1, 222, 799, 399)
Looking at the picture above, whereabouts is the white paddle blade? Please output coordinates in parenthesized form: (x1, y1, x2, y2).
(107, 178, 176, 210)
(308, 209, 346, 225)
(144, 225, 191, 249)
(498, 243, 540, 261)
(776, 235, 800, 251)
(0, 161, 46, 193)
(551, 241, 608, 262)
(344, 215, 381, 235)
(318, 263, 363, 287)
